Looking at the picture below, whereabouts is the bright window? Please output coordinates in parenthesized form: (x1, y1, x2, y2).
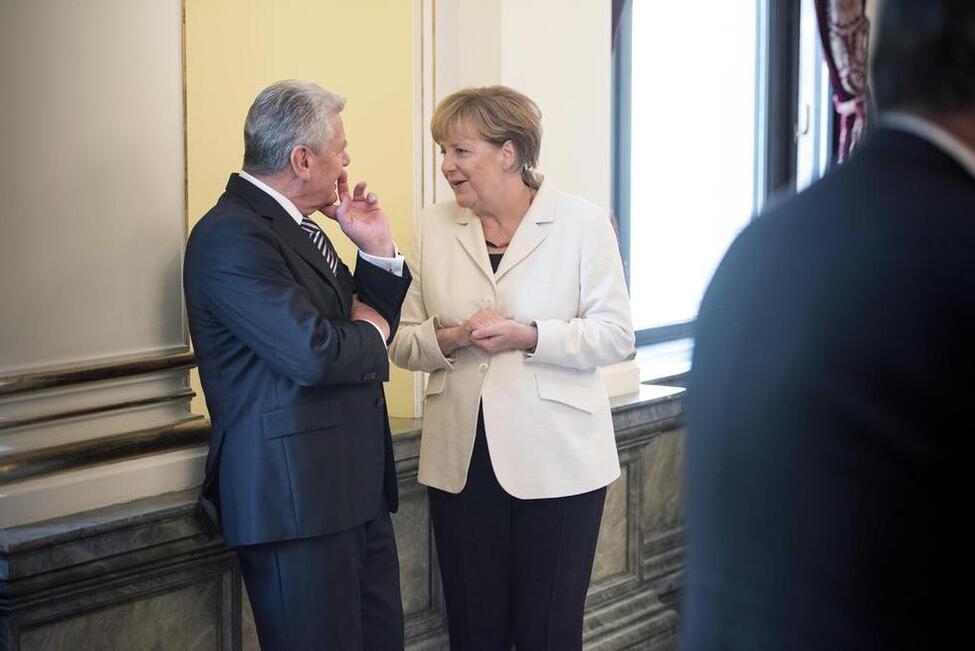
(625, 1, 762, 335)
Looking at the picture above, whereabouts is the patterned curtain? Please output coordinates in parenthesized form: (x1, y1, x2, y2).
(815, 0, 871, 162)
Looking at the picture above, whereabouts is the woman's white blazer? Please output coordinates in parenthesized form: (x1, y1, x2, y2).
(389, 179, 635, 498)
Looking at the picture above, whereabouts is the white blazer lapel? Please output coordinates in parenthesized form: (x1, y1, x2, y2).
(495, 178, 557, 281)
(454, 209, 496, 286)
(494, 220, 547, 281)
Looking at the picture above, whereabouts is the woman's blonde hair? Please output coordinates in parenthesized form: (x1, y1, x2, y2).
(431, 85, 542, 189)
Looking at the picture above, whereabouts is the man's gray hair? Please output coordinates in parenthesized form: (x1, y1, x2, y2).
(243, 80, 346, 175)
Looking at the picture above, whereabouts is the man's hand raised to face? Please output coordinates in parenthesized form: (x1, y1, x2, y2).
(321, 171, 395, 258)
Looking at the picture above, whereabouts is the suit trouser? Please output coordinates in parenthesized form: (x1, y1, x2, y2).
(236, 508, 404, 651)
(428, 409, 607, 651)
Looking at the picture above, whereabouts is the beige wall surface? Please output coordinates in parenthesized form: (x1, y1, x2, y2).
(0, 0, 187, 375)
(0, 0, 199, 524)
(0, 0, 612, 417)
(184, 0, 417, 417)
(430, 0, 612, 209)
(500, 0, 611, 208)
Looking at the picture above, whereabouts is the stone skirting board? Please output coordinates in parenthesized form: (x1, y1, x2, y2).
(0, 384, 685, 651)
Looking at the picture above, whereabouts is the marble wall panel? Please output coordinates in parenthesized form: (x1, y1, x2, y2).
(592, 464, 629, 582)
(3, 392, 686, 651)
(241, 582, 259, 651)
(20, 577, 222, 651)
(393, 487, 432, 617)
(642, 429, 684, 535)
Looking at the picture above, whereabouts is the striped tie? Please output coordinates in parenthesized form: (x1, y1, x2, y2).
(300, 216, 339, 275)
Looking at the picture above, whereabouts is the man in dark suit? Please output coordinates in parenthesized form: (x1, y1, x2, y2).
(184, 80, 411, 650)
(683, 1, 973, 648)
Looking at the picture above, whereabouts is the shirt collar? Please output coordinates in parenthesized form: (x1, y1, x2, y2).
(882, 112, 975, 180)
(238, 170, 305, 226)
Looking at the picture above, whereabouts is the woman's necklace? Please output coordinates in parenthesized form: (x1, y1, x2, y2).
(484, 187, 536, 250)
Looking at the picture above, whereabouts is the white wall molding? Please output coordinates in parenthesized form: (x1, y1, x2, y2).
(0, 446, 207, 529)
(0, 0, 201, 527)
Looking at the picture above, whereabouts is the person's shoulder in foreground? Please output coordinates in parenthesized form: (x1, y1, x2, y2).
(682, 1, 975, 648)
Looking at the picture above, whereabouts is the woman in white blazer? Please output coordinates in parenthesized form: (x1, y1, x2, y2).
(389, 86, 635, 650)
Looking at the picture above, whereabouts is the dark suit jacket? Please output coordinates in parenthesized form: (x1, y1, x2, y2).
(184, 174, 411, 547)
(684, 129, 972, 650)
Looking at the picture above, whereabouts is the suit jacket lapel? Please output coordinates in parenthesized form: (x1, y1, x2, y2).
(271, 216, 351, 313)
(225, 174, 350, 314)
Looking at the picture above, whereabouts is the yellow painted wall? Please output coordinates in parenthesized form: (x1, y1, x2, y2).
(185, 0, 417, 417)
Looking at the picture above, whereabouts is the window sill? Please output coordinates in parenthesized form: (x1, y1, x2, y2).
(635, 337, 693, 388)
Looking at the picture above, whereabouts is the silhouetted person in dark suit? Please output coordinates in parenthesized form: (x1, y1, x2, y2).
(683, 1, 974, 648)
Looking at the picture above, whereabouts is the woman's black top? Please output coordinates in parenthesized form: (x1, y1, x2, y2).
(489, 252, 503, 273)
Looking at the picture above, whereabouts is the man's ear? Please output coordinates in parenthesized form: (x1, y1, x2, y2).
(291, 145, 312, 179)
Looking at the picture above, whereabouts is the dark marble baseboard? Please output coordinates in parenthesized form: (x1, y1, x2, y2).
(0, 490, 238, 651)
(584, 588, 679, 651)
(1, 386, 685, 651)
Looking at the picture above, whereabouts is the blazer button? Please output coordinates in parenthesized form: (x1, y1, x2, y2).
(375, 397, 384, 408)
(478, 362, 488, 373)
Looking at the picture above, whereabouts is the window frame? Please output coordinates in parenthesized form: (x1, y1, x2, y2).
(612, 0, 804, 345)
